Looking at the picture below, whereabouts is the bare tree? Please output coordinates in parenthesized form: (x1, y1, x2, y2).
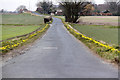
(36, 0, 53, 14)
(59, 0, 92, 23)
(105, 0, 119, 15)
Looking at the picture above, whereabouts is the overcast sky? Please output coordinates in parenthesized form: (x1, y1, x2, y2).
(0, 0, 105, 11)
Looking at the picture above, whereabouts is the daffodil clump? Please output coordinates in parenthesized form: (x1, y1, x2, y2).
(64, 22, 119, 53)
(62, 20, 120, 62)
(0, 24, 49, 53)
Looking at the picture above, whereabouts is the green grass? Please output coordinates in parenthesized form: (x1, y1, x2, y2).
(1, 24, 45, 40)
(56, 16, 119, 45)
(2, 13, 44, 24)
(1, 13, 46, 40)
(0, 13, 50, 53)
(71, 24, 118, 45)
(62, 20, 119, 63)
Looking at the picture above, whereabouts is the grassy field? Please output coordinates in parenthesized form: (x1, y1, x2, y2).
(55, 16, 118, 26)
(1, 25, 45, 40)
(78, 16, 118, 26)
(71, 24, 118, 45)
(56, 16, 119, 45)
(2, 13, 44, 24)
(1, 13, 45, 40)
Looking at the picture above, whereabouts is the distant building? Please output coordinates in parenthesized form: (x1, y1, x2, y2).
(91, 4, 113, 16)
(51, 13, 55, 15)
(55, 9, 63, 16)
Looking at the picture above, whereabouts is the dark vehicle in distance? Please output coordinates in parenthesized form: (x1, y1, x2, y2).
(44, 16, 52, 23)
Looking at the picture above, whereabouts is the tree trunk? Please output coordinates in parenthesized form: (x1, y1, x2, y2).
(61, 2, 90, 23)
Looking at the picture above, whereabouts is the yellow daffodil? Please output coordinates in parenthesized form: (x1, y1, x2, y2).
(65, 23, 120, 53)
(1, 24, 49, 51)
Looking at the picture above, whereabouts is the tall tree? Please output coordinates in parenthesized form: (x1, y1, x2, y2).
(105, 0, 120, 15)
(36, 0, 53, 14)
(16, 5, 27, 13)
(0, 9, 4, 13)
(59, 0, 92, 23)
(83, 4, 94, 15)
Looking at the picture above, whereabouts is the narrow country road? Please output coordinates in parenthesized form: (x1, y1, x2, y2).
(2, 18, 118, 78)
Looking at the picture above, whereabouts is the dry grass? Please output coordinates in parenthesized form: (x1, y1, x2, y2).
(78, 16, 118, 26)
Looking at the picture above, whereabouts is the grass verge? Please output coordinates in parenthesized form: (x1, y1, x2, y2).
(0, 24, 50, 54)
(1, 24, 45, 40)
(70, 24, 118, 45)
(61, 19, 120, 64)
